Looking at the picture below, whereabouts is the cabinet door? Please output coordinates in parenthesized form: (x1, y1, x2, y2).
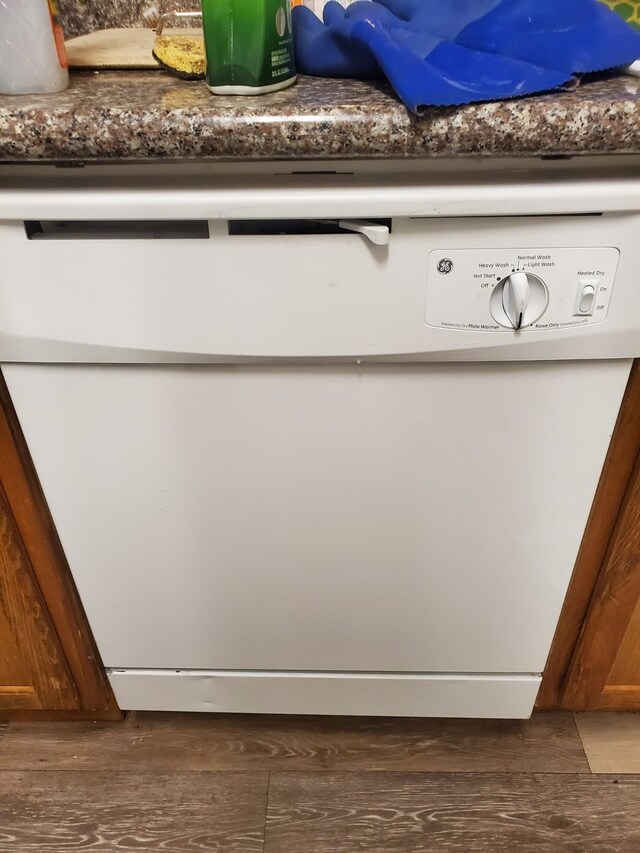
(0, 483, 78, 711)
(0, 371, 119, 718)
(539, 361, 640, 710)
(561, 450, 640, 710)
(607, 598, 640, 699)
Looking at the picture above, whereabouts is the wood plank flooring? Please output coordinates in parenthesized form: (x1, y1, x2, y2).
(266, 772, 640, 853)
(0, 712, 638, 852)
(0, 771, 268, 852)
(0, 711, 588, 773)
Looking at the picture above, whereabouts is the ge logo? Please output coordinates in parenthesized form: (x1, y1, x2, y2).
(437, 258, 454, 274)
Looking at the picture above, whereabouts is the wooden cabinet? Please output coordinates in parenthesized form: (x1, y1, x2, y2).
(0, 483, 78, 711)
(607, 598, 640, 701)
(539, 361, 640, 711)
(0, 371, 120, 719)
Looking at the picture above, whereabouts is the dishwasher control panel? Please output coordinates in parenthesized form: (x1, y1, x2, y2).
(425, 247, 619, 332)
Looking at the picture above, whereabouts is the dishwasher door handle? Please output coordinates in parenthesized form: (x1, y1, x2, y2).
(338, 219, 390, 246)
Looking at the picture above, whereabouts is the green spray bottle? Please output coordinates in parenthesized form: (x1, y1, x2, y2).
(201, 0, 297, 94)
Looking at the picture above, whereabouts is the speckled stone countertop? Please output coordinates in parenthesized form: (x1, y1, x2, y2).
(58, 0, 198, 38)
(0, 69, 639, 163)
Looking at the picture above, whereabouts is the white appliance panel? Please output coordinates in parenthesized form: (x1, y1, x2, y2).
(0, 214, 639, 362)
(3, 161, 639, 716)
(3, 360, 630, 675)
(107, 670, 542, 719)
(425, 247, 618, 331)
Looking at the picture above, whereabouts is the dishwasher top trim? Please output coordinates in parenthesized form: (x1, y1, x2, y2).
(1, 158, 640, 221)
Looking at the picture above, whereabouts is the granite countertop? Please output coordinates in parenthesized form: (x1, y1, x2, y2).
(0, 69, 639, 163)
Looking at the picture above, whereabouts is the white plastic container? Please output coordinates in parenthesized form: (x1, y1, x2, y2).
(0, 0, 69, 95)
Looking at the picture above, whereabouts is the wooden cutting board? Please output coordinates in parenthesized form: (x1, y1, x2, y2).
(66, 28, 202, 70)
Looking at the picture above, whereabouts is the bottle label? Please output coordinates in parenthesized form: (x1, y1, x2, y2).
(202, 0, 296, 90)
(48, 0, 69, 69)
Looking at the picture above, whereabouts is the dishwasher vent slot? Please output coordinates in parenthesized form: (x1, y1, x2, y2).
(25, 220, 210, 240)
(228, 218, 392, 236)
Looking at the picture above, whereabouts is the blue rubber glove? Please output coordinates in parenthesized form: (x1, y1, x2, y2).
(376, 0, 640, 75)
(293, 3, 381, 77)
(293, 1, 570, 110)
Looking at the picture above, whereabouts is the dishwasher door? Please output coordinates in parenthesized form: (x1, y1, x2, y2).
(2, 358, 630, 716)
(3, 193, 639, 716)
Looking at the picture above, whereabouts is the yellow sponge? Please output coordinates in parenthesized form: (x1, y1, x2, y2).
(152, 35, 206, 79)
(601, 1, 640, 29)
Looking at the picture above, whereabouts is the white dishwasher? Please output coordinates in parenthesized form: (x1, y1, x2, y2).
(1, 158, 639, 718)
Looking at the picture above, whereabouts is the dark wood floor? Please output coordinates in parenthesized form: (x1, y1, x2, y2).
(0, 712, 638, 852)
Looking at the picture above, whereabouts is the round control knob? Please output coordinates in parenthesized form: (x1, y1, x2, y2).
(490, 272, 549, 330)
